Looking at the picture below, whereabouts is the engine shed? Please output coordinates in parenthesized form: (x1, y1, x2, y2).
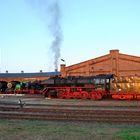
(0, 72, 60, 82)
(60, 50, 140, 77)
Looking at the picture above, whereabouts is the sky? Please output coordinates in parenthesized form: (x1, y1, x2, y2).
(0, 0, 140, 73)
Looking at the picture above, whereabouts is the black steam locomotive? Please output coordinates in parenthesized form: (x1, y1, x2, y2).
(41, 74, 113, 99)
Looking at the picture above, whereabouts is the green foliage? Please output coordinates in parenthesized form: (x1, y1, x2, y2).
(1, 119, 140, 140)
(117, 129, 140, 140)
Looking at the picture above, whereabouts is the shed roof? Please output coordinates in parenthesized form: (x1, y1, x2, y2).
(0, 72, 60, 78)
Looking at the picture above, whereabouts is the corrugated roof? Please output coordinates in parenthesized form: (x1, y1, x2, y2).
(0, 72, 60, 78)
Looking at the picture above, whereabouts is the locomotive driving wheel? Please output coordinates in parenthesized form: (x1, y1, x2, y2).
(96, 93, 102, 100)
(90, 92, 96, 100)
(72, 91, 80, 99)
(57, 90, 65, 99)
(81, 91, 89, 99)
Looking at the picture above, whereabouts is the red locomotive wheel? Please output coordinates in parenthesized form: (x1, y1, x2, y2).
(90, 92, 96, 100)
(65, 94, 71, 99)
(81, 91, 89, 99)
(72, 92, 80, 99)
(96, 93, 102, 100)
(57, 90, 65, 99)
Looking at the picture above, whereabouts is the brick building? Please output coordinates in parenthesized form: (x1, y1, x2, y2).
(0, 50, 140, 82)
(60, 50, 140, 77)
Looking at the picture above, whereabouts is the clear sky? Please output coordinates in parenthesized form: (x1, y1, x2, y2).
(0, 0, 140, 73)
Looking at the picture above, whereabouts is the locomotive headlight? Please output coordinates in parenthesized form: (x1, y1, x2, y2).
(106, 79, 109, 83)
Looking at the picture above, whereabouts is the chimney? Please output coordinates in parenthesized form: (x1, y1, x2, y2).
(21, 70, 24, 73)
(60, 64, 66, 77)
(110, 50, 119, 55)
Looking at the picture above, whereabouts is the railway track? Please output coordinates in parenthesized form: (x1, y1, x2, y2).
(1, 101, 140, 108)
(0, 104, 140, 123)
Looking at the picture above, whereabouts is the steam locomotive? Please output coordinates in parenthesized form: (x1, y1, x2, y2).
(0, 74, 140, 100)
(0, 80, 43, 94)
(39, 74, 140, 100)
(41, 74, 113, 99)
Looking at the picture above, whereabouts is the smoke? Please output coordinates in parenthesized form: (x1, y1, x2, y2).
(49, 0, 63, 71)
(27, 0, 63, 71)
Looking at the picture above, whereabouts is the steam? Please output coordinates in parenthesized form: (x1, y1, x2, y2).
(27, 0, 63, 71)
(49, 0, 63, 71)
